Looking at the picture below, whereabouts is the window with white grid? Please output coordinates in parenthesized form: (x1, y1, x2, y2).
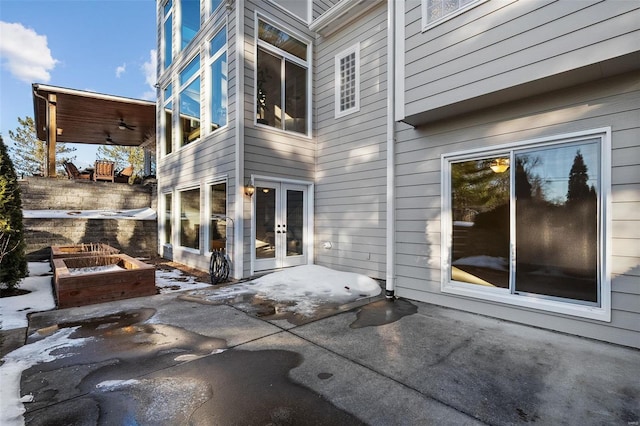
(422, 0, 483, 29)
(335, 43, 360, 118)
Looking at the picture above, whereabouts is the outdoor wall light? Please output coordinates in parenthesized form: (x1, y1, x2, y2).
(490, 158, 510, 173)
(245, 183, 255, 197)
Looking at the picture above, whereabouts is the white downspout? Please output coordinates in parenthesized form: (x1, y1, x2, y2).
(233, 0, 245, 279)
(385, 0, 396, 299)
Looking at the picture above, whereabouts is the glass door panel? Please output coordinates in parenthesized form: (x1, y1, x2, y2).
(286, 189, 304, 257)
(514, 142, 599, 303)
(255, 185, 277, 260)
(254, 181, 308, 271)
(450, 158, 510, 288)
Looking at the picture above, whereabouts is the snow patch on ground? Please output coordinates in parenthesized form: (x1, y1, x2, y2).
(22, 208, 156, 220)
(68, 264, 125, 275)
(0, 327, 91, 426)
(0, 261, 56, 330)
(191, 264, 381, 317)
(155, 268, 212, 294)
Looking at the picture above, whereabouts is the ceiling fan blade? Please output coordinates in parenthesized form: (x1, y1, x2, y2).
(118, 118, 136, 131)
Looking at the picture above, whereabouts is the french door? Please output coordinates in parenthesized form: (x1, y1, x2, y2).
(253, 180, 308, 272)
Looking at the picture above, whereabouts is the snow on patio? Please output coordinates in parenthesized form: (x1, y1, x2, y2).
(187, 264, 382, 317)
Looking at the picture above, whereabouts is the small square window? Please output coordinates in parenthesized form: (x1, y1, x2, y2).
(335, 43, 360, 118)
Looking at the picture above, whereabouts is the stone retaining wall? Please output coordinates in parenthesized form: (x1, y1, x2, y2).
(19, 177, 158, 259)
(20, 176, 156, 210)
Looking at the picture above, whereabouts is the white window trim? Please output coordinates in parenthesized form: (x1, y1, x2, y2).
(205, 176, 229, 254)
(177, 184, 203, 253)
(440, 128, 612, 322)
(334, 43, 360, 119)
(254, 13, 313, 138)
(178, 53, 203, 148)
(421, 0, 487, 32)
(205, 21, 228, 137)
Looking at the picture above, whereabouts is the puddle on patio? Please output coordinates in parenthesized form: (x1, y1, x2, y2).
(21, 308, 365, 426)
(350, 299, 418, 328)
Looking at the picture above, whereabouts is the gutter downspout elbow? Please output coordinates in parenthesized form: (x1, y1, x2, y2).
(385, 0, 396, 300)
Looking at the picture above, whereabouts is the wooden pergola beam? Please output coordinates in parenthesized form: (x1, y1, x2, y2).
(47, 94, 57, 177)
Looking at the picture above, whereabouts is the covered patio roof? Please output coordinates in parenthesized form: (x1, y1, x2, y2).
(32, 84, 156, 177)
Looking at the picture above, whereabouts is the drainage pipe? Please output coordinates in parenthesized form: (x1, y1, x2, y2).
(233, 0, 245, 280)
(385, 0, 396, 299)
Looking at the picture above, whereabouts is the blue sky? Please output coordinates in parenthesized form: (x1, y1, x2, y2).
(0, 0, 157, 168)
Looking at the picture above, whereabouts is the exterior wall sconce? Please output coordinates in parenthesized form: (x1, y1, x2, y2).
(245, 183, 255, 197)
(490, 158, 510, 173)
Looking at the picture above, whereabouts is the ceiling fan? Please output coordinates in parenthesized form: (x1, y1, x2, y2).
(118, 118, 136, 131)
(105, 134, 115, 144)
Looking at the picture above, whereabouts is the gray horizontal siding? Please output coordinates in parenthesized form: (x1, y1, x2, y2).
(393, 70, 640, 348)
(313, 2, 388, 279)
(242, 0, 316, 183)
(403, 0, 640, 119)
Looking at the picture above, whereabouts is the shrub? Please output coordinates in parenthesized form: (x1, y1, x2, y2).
(0, 135, 28, 290)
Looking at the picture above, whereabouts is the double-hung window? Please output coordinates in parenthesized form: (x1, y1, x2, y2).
(335, 43, 360, 118)
(163, 0, 174, 70)
(442, 129, 610, 320)
(179, 55, 201, 146)
(163, 84, 173, 156)
(256, 18, 310, 135)
(209, 26, 227, 131)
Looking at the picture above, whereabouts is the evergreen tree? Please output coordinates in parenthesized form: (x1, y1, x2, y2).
(7, 116, 76, 177)
(0, 135, 28, 290)
(97, 145, 145, 177)
(567, 149, 591, 203)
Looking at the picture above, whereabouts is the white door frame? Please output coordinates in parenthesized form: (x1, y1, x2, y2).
(250, 175, 314, 275)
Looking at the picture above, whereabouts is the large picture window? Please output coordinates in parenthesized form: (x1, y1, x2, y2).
(209, 27, 227, 131)
(443, 129, 610, 320)
(179, 55, 201, 146)
(256, 19, 309, 135)
(180, 188, 200, 250)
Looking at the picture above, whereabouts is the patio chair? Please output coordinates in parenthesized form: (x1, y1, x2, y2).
(114, 165, 134, 183)
(63, 161, 91, 180)
(93, 160, 115, 182)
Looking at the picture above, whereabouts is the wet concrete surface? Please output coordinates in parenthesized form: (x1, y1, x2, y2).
(14, 288, 640, 425)
(349, 298, 418, 328)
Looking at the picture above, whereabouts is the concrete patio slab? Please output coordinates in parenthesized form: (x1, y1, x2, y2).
(8, 289, 640, 425)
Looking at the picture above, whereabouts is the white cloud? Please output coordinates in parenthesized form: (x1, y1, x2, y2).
(0, 21, 58, 83)
(116, 63, 126, 78)
(141, 49, 157, 98)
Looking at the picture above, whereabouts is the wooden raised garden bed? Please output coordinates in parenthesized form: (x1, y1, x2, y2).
(52, 254, 156, 308)
(51, 243, 119, 260)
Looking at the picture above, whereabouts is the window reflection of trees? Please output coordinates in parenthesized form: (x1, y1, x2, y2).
(516, 148, 598, 302)
(451, 143, 600, 303)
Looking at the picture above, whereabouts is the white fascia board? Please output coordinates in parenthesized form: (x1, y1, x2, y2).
(310, 0, 383, 36)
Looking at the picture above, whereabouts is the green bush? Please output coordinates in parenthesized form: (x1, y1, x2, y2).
(0, 135, 28, 290)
